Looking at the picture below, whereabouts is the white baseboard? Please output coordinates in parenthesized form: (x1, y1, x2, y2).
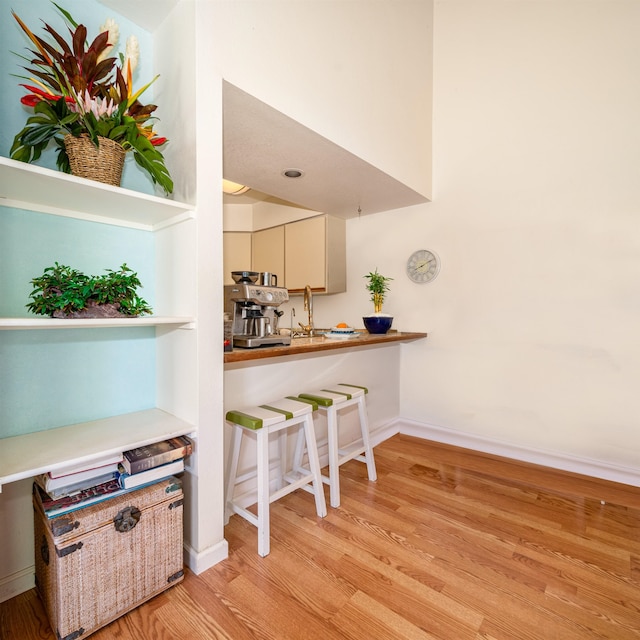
(396, 418, 640, 488)
(370, 421, 400, 446)
(0, 566, 34, 604)
(184, 539, 229, 575)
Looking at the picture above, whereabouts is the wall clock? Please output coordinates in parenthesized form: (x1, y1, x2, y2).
(406, 249, 440, 284)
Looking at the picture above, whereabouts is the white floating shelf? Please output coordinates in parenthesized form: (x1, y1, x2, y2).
(0, 157, 195, 230)
(0, 408, 196, 490)
(0, 316, 195, 330)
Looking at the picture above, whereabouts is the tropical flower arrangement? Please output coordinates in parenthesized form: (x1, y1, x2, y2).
(10, 3, 173, 194)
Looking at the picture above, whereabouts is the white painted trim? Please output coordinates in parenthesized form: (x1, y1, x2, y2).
(0, 566, 34, 604)
(396, 418, 640, 488)
(184, 539, 229, 576)
(370, 421, 400, 447)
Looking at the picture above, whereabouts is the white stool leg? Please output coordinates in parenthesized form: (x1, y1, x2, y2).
(292, 425, 307, 475)
(302, 413, 327, 517)
(275, 428, 288, 491)
(256, 428, 271, 557)
(326, 404, 341, 508)
(356, 396, 377, 482)
(225, 426, 243, 524)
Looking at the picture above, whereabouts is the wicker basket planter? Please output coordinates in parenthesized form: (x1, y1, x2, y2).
(64, 134, 126, 187)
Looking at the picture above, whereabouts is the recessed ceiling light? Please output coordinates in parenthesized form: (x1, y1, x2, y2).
(222, 179, 250, 195)
(282, 169, 304, 179)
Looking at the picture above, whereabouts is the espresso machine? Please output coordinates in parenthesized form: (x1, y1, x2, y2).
(224, 271, 292, 348)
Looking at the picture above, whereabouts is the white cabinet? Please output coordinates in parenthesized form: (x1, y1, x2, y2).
(252, 225, 285, 283)
(285, 215, 346, 294)
(223, 232, 252, 285)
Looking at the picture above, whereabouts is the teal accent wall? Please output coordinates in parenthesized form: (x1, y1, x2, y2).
(0, 206, 157, 437)
(0, 0, 163, 438)
(0, 328, 156, 438)
(0, 207, 155, 317)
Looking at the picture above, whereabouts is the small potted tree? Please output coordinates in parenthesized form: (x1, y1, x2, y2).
(363, 268, 393, 334)
(27, 263, 152, 318)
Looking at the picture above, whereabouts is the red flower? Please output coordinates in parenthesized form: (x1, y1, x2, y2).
(20, 94, 41, 107)
(20, 84, 55, 98)
(150, 136, 167, 147)
(19, 84, 71, 108)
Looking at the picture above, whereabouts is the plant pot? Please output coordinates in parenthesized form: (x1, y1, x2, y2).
(64, 134, 126, 187)
(52, 301, 126, 319)
(363, 314, 393, 334)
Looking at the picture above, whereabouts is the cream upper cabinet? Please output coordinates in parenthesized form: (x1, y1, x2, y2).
(252, 226, 285, 284)
(223, 232, 252, 285)
(285, 215, 345, 294)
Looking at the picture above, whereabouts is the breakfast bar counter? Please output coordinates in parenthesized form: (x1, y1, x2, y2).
(224, 330, 427, 364)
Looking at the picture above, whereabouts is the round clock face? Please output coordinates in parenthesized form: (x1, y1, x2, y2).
(406, 249, 440, 283)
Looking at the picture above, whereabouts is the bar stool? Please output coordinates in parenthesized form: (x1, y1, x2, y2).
(225, 396, 327, 557)
(297, 383, 377, 508)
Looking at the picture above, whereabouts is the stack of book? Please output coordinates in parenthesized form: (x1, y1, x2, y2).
(117, 436, 193, 489)
(35, 436, 193, 519)
(35, 452, 122, 499)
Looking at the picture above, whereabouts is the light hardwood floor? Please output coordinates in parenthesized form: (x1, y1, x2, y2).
(1, 434, 639, 639)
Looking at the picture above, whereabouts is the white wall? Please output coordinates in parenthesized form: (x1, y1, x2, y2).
(212, 0, 432, 198)
(316, 0, 640, 482)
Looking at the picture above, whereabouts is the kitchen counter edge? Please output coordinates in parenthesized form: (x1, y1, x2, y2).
(223, 331, 427, 363)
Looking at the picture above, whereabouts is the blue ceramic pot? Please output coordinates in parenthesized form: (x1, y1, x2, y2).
(363, 315, 393, 334)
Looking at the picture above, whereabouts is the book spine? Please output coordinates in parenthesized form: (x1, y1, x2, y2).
(125, 445, 191, 474)
(118, 460, 184, 489)
(35, 480, 125, 518)
(45, 472, 117, 499)
(48, 453, 123, 478)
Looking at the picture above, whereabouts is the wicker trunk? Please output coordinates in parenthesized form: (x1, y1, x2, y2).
(33, 477, 184, 640)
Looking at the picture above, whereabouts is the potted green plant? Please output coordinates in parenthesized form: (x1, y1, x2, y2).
(363, 268, 393, 334)
(10, 4, 173, 194)
(364, 268, 393, 314)
(27, 263, 152, 318)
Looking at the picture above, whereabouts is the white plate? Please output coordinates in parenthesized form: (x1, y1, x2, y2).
(324, 331, 361, 339)
(330, 326, 356, 333)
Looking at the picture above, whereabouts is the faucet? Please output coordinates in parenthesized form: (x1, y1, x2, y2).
(298, 285, 315, 336)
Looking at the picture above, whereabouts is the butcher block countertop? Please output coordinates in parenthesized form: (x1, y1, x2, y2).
(224, 330, 427, 364)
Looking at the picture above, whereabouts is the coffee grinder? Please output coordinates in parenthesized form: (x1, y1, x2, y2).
(224, 271, 292, 348)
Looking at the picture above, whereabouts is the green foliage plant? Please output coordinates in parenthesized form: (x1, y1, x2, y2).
(27, 263, 152, 317)
(10, 3, 173, 194)
(363, 268, 393, 314)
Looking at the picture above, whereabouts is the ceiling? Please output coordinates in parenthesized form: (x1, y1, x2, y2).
(223, 82, 429, 218)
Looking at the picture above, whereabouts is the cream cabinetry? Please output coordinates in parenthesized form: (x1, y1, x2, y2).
(224, 215, 345, 293)
(252, 226, 285, 282)
(223, 232, 252, 285)
(285, 215, 346, 294)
